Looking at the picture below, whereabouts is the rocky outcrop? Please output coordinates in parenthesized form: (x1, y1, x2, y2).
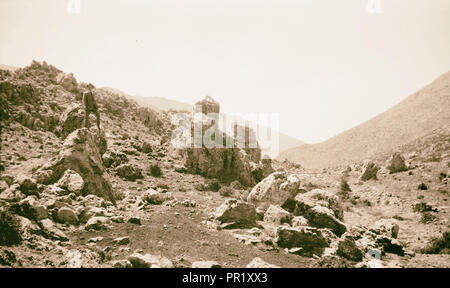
(34, 128, 115, 204)
(286, 189, 344, 221)
(57, 103, 84, 138)
(183, 97, 273, 187)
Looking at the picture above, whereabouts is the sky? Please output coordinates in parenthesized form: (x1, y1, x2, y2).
(1, 0, 449, 144)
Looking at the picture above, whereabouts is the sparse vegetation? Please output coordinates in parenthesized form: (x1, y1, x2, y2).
(361, 162, 379, 181)
(439, 172, 447, 181)
(421, 231, 450, 254)
(218, 186, 233, 197)
(421, 212, 436, 224)
(149, 164, 162, 177)
(418, 183, 428, 190)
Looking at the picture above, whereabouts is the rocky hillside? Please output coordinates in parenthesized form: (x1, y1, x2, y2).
(278, 71, 450, 169)
(0, 61, 448, 268)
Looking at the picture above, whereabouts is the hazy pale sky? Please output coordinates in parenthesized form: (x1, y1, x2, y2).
(1, 0, 449, 143)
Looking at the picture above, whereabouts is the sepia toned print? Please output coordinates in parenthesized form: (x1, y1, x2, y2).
(0, 0, 449, 269)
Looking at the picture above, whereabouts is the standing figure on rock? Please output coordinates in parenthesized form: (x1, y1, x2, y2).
(82, 84, 100, 129)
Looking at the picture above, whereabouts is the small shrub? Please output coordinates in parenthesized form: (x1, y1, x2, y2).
(413, 202, 434, 213)
(392, 215, 404, 221)
(421, 212, 436, 224)
(340, 179, 352, 193)
(421, 231, 450, 254)
(0, 210, 23, 246)
(439, 173, 447, 182)
(418, 183, 428, 190)
(218, 186, 233, 197)
(362, 199, 372, 207)
(207, 180, 220, 192)
(149, 164, 162, 177)
(361, 163, 379, 181)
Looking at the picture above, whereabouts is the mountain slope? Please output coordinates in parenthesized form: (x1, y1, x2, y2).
(278, 71, 450, 168)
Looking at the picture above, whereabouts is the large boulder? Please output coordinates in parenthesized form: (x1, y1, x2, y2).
(387, 153, 408, 174)
(34, 128, 115, 204)
(214, 199, 258, 229)
(336, 233, 363, 262)
(141, 189, 174, 205)
(248, 172, 300, 210)
(56, 207, 79, 225)
(10, 196, 48, 221)
(288, 189, 344, 221)
(303, 206, 346, 237)
(15, 175, 38, 196)
(40, 219, 68, 241)
(352, 219, 405, 257)
(263, 205, 291, 225)
(276, 226, 330, 257)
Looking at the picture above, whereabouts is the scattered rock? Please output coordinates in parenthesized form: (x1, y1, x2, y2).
(115, 164, 144, 181)
(141, 189, 173, 205)
(85, 216, 109, 231)
(336, 233, 363, 262)
(263, 205, 291, 225)
(191, 261, 221, 268)
(303, 206, 346, 237)
(246, 257, 279, 268)
(128, 217, 141, 225)
(56, 207, 79, 225)
(112, 259, 132, 268)
(128, 253, 173, 268)
(56, 170, 84, 194)
(40, 219, 68, 241)
(113, 236, 130, 245)
(15, 175, 38, 196)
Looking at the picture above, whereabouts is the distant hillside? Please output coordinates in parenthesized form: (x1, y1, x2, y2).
(278, 71, 450, 168)
(0, 64, 19, 71)
(102, 87, 192, 112)
(102, 87, 305, 156)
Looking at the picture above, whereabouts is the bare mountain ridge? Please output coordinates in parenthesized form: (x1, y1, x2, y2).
(101, 87, 305, 156)
(278, 71, 450, 169)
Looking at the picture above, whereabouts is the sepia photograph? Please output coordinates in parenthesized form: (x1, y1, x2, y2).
(0, 0, 449, 273)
